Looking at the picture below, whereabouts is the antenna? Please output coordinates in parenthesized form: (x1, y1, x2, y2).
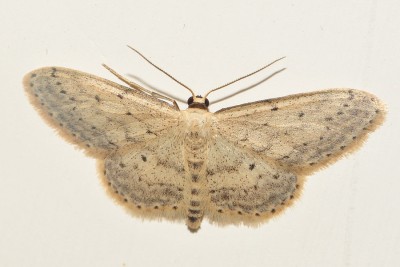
(127, 45, 195, 98)
(204, 56, 285, 99)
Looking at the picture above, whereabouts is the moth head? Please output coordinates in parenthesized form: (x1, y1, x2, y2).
(187, 95, 210, 110)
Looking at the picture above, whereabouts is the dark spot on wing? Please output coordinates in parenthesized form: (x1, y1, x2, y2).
(141, 155, 147, 162)
(206, 169, 215, 176)
(146, 130, 155, 135)
(221, 193, 229, 201)
(271, 107, 278, 111)
(95, 95, 100, 102)
(249, 163, 255, 170)
(117, 94, 123, 99)
(299, 112, 304, 117)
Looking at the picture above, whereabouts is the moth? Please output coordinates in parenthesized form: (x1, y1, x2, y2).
(24, 47, 385, 232)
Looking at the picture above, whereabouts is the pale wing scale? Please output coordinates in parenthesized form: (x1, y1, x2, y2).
(23, 67, 180, 156)
(215, 89, 385, 172)
(101, 128, 188, 222)
(205, 135, 298, 226)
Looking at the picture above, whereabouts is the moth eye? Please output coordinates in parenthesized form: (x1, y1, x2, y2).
(187, 96, 194, 105)
(205, 98, 210, 107)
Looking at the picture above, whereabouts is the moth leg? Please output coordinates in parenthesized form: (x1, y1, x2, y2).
(102, 64, 179, 110)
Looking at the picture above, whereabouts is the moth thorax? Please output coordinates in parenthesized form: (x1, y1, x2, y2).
(185, 128, 208, 151)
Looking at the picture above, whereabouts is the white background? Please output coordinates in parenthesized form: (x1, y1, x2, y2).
(1, 1, 399, 266)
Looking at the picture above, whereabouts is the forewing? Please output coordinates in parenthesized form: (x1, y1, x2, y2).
(102, 128, 187, 222)
(205, 136, 298, 225)
(24, 67, 180, 156)
(215, 89, 385, 172)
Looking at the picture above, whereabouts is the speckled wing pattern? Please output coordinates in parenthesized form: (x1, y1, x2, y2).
(215, 90, 384, 169)
(207, 89, 385, 225)
(24, 67, 180, 156)
(205, 135, 297, 225)
(24, 67, 188, 221)
(103, 127, 188, 222)
(24, 67, 385, 231)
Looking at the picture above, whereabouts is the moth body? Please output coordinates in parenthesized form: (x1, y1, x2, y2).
(182, 109, 211, 231)
(23, 66, 385, 232)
